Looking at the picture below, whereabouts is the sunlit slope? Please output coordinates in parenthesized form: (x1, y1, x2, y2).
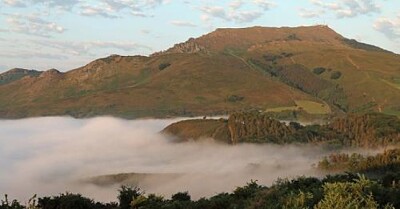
(0, 25, 399, 118)
(0, 53, 312, 118)
(162, 25, 399, 115)
(242, 40, 400, 115)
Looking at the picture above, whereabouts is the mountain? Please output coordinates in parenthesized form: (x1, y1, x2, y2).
(0, 68, 42, 85)
(0, 25, 399, 119)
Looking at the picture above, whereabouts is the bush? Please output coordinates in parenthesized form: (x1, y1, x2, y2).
(227, 95, 244, 103)
(38, 193, 96, 209)
(159, 63, 171, 70)
(171, 192, 191, 201)
(313, 67, 326, 75)
(118, 186, 142, 209)
(286, 34, 301, 41)
(330, 71, 342, 80)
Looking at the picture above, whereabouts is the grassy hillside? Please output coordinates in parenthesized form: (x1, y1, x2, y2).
(0, 53, 313, 118)
(0, 25, 399, 118)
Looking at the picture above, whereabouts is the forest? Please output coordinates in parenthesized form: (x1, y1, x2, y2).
(164, 112, 400, 148)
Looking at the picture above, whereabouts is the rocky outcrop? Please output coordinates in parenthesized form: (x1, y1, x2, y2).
(151, 38, 208, 56)
(39, 69, 63, 78)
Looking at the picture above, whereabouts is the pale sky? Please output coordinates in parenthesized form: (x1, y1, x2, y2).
(0, 0, 399, 72)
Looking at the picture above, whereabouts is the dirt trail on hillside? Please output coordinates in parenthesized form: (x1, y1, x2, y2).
(347, 55, 360, 70)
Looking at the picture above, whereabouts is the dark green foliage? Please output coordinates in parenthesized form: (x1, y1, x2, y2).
(171, 192, 191, 202)
(227, 95, 244, 103)
(118, 186, 142, 209)
(6, 173, 400, 209)
(313, 67, 326, 75)
(226, 111, 400, 147)
(37, 193, 103, 209)
(233, 180, 262, 200)
(330, 71, 342, 79)
(329, 113, 400, 147)
(158, 63, 171, 71)
(0, 195, 24, 209)
(318, 149, 400, 174)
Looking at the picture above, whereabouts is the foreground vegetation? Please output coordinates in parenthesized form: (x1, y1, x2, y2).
(2, 173, 400, 209)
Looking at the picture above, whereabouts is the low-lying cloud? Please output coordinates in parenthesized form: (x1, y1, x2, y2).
(1, 117, 335, 202)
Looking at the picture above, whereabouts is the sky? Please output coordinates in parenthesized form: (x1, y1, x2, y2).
(0, 0, 399, 72)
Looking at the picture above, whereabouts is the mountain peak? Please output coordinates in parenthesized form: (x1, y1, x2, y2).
(39, 69, 63, 78)
(153, 25, 344, 56)
(0, 68, 42, 85)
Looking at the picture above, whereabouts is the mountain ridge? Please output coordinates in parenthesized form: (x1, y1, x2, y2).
(0, 25, 399, 119)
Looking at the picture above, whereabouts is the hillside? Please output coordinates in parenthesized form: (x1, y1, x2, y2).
(0, 68, 41, 85)
(163, 112, 400, 147)
(0, 25, 399, 118)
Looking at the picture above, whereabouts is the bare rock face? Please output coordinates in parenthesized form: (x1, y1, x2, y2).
(39, 69, 63, 78)
(152, 38, 208, 56)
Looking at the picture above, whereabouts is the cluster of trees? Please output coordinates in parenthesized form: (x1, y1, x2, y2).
(165, 111, 400, 148)
(227, 111, 296, 144)
(249, 54, 349, 111)
(3, 174, 400, 209)
(225, 112, 400, 148)
(329, 113, 400, 147)
(318, 148, 400, 175)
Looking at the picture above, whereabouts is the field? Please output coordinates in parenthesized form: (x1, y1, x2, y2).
(265, 100, 331, 115)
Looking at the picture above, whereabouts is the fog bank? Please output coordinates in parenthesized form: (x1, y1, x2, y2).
(1, 117, 329, 202)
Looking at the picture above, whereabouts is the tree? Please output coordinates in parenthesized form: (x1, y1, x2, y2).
(171, 192, 191, 202)
(0, 195, 24, 209)
(37, 193, 95, 209)
(284, 191, 313, 209)
(313, 67, 326, 75)
(330, 71, 342, 80)
(315, 176, 385, 209)
(158, 63, 171, 71)
(118, 186, 142, 209)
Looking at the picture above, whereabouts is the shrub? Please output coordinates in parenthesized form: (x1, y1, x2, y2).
(171, 192, 191, 201)
(313, 67, 326, 75)
(330, 71, 342, 80)
(227, 95, 244, 102)
(118, 186, 142, 209)
(159, 63, 171, 70)
(286, 34, 301, 41)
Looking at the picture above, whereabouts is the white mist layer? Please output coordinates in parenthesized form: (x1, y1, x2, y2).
(1, 117, 329, 202)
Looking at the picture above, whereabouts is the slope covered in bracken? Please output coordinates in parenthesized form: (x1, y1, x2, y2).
(0, 25, 399, 118)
